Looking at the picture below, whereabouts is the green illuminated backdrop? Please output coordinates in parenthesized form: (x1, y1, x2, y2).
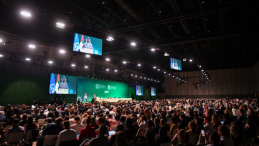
(77, 77, 129, 102)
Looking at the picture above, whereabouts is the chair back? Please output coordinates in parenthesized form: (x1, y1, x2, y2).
(7, 132, 24, 145)
(38, 119, 45, 126)
(43, 135, 58, 146)
(26, 130, 33, 143)
(161, 142, 172, 146)
(4, 125, 13, 136)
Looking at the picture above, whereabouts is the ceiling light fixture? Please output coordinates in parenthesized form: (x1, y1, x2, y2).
(71, 64, 75, 67)
(106, 58, 110, 61)
(183, 58, 187, 61)
(131, 42, 136, 46)
(59, 50, 65, 53)
(28, 44, 35, 49)
(106, 36, 114, 41)
(21, 11, 31, 17)
(25, 58, 30, 61)
(86, 54, 90, 58)
(138, 64, 141, 66)
(189, 59, 193, 62)
(56, 22, 65, 29)
(48, 61, 53, 64)
(123, 61, 126, 64)
(85, 66, 88, 68)
(151, 48, 155, 51)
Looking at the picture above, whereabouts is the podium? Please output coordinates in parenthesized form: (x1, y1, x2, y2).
(58, 89, 68, 94)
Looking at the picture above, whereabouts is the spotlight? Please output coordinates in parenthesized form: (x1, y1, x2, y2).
(56, 22, 65, 29)
(189, 59, 193, 62)
(25, 58, 30, 61)
(144, 77, 146, 79)
(60, 50, 65, 53)
(21, 11, 31, 17)
(173, 75, 175, 77)
(131, 42, 136, 46)
(183, 58, 187, 61)
(85, 66, 88, 68)
(164, 72, 166, 74)
(151, 48, 155, 51)
(140, 76, 142, 79)
(135, 75, 137, 77)
(201, 70, 204, 72)
(169, 74, 171, 75)
(106, 36, 114, 41)
(148, 78, 150, 80)
(114, 70, 117, 72)
(202, 1, 205, 3)
(48, 61, 53, 64)
(164, 53, 169, 56)
(131, 74, 133, 76)
(138, 64, 141, 66)
(0, 54, 3, 57)
(199, 65, 201, 68)
(86, 54, 90, 58)
(158, 69, 160, 71)
(28, 44, 35, 49)
(153, 66, 156, 69)
(158, 81, 159, 82)
(0, 39, 2, 42)
(123, 61, 126, 64)
(106, 58, 110, 61)
(154, 80, 156, 82)
(106, 69, 109, 71)
(71, 64, 75, 67)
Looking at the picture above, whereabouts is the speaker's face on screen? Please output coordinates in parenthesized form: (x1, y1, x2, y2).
(87, 38, 90, 43)
(62, 78, 65, 82)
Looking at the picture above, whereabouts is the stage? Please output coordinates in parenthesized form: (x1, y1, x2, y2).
(96, 97, 132, 103)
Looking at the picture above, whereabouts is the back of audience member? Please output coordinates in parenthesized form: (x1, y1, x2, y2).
(124, 118, 138, 142)
(36, 110, 46, 123)
(79, 116, 96, 143)
(42, 117, 64, 136)
(218, 125, 234, 146)
(56, 120, 77, 146)
(157, 127, 171, 146)
(85, 125, 109, 146)
(24, 115, 39, 136)
(230, 125, 243, 146)
(6, 118, 24, 140)
(153, 117, 161, 134)
(108, 124, 124, 146)
(115, 131, 129, 146)
(19, 113, 28, 126)
(70, 116, 85, 134)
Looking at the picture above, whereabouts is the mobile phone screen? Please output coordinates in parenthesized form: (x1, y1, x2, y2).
(201, 130, 205, 137)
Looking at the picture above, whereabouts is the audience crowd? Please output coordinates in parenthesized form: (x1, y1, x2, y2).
(0, 97, 259, 146)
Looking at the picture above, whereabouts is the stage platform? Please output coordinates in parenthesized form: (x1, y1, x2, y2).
(96, 98, 132, 103)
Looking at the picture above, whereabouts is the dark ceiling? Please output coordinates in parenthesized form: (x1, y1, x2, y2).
(0, 0, 259, 79)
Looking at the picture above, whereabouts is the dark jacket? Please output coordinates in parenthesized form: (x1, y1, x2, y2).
(42, 123, 64, 136)
(124, 126, 138, 141)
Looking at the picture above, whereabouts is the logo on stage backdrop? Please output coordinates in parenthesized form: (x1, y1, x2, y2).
(95, 84, 116, 90)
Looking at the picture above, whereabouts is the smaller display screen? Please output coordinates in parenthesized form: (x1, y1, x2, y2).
(151, 87, 156, 96)
(170, 58, 182, 71)
(136, 85, 144, 96)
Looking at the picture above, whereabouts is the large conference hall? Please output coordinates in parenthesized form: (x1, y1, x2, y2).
(0, 0, 258, 146)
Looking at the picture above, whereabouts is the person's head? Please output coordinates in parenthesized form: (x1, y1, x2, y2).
(22, 113, 28, 120)
(85, 116, 91, 126)
(188, 121, 197, 134)
(120, 116, 126, 123)
(218, 125, 229, 137)
(62, 77, 65, 82)
(239, 109, 244, 115)
(86, 38, 90, 43)
(99, 125, 107, 135)
(97, 116, 105, 126)
(203, 117, 210, 124)
(13, 118, 20, 125)
(74, 116, 80, 123)
(108, 114, 113, 119)
(177, 129, 189, 143)
(46, 117, 53, 123)
(230, 125, 240, 136)
(147, 120, 153, 128)
(159, 127, 167, 136)
(63, 120, 70, 129)
(7, 104, 12, 110)
(90, 116, 96, 126)
(125, 118, 133, 127)
(55, 117, 64, 125)
(28, 115, 33, 123)
(180, 114, 185, 121)
(160, 119, 166, 127)
(154, 117, 160, 126)
(116, 124, 124, 132)
(115, 131, 129, 146)
(116, 109, 121, 115)
(209, 133, 221, 146)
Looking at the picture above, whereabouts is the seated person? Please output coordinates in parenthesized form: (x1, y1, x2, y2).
(56, 120, 77, 146)
(41, 117, 64, 136)
(19, 113, 28, 126)
(5, 118, 24, 140)
(79, 116, 96, 143)
(108, 124, 124, 146)
(70, 116, 85, 134)
(24, 115, 39, 136)
(84, 125, 109, 146)
(157, 127, 171, 146)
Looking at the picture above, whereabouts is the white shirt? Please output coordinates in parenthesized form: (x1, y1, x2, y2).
(56, 128, 77, 146)
(204, 122, 214, 137)
(70, 123, 85, 134)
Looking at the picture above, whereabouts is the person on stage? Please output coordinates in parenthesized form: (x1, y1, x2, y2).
(84, 93, 87, 102)
(59, 76, 68, 89)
